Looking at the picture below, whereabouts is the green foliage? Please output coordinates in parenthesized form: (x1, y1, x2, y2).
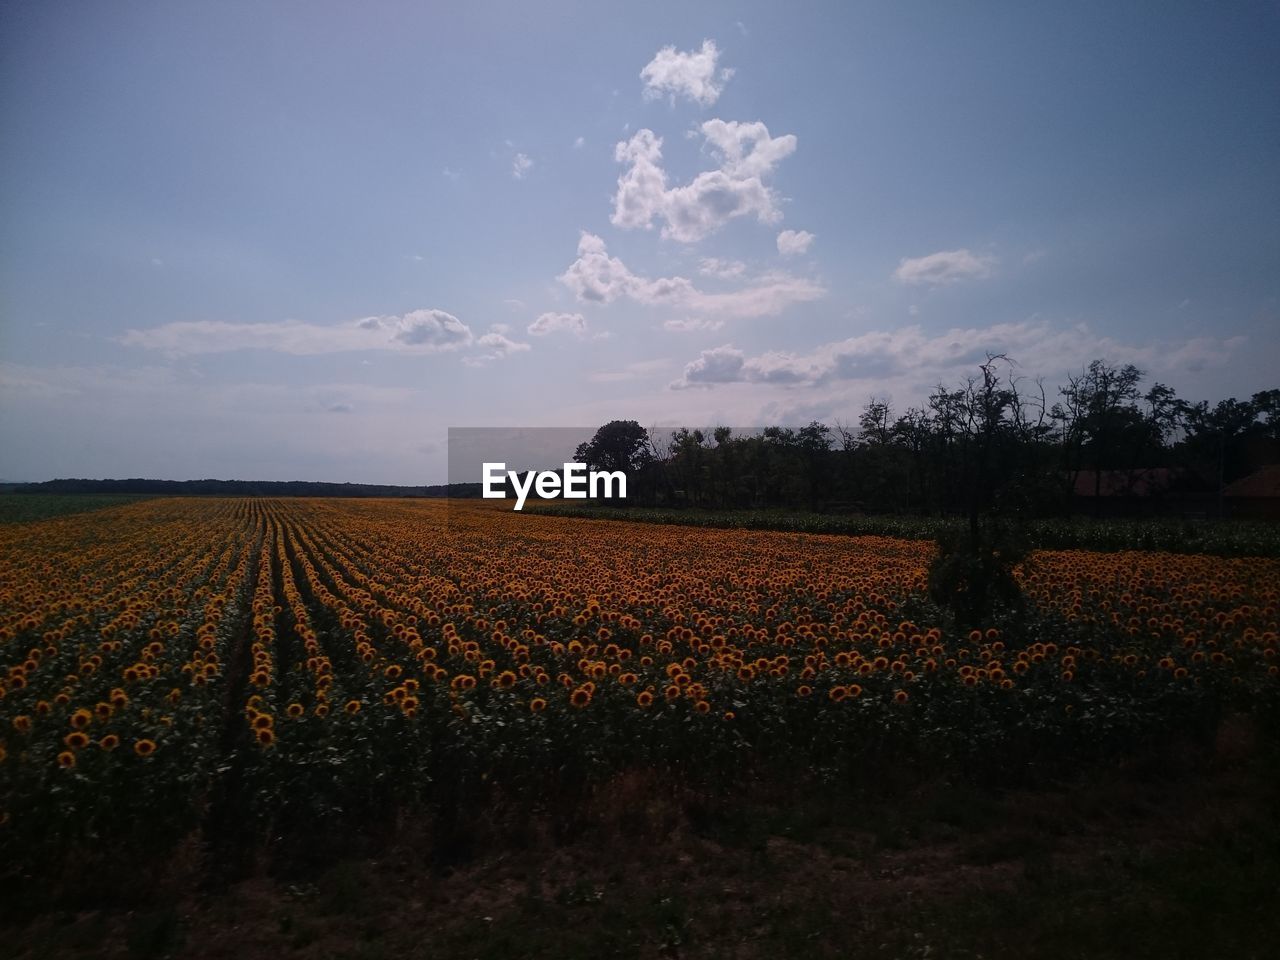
(927, 523, 1029, 630)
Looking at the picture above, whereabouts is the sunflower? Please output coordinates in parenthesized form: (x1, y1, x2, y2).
(134, 739, 157, 757)
(636, 690, 655, 708)
(251, 713, 273, 731)
(828, 686, 848, 702)
(57, 750, 76, 769)
(569, 687, 593, 708)
(12, 715, 31, 734)
(893, 690, 909, 704)
(286, 702, 305, 719)
(69, 708, 93, 730)
(694, 700, 711, 714)
(99, 734, 120, 751)
(256, 728, 276, 747)
(344, 699, 362, 715)
(529, 697, 547, 713)
(796, 685, 813, 698)
(64, 732, 89, 750)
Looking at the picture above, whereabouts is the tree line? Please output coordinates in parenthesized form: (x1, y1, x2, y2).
(574, 358, 1279, 520)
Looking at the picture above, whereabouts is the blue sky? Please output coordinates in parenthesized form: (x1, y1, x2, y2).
(1, 0, 1277, 483)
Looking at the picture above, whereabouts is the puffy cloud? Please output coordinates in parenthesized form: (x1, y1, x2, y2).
(512, 152, 533, 179)
(558, 231, 660, 304)
(777, 229, 814, 257)
(611, 129, 670, 233)
(528, 312, 588, 337)
(609, 121, 795, 242)
(558, 232, 823, 319)
(373, 310, 475, 347)
(640, 39, 733, 106)
(671, 321, 1248, 389)
(893, 249, 996, 286)
(677, 345, 746, 386)
(122, 309, 474, 357)
(700, 120, 796, 179)
(465, 330, 532, 366)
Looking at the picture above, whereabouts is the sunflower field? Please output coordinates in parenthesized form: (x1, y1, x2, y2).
(1, 498, 1278, 882)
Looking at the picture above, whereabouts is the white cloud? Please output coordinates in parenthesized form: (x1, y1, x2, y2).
(664, 317, 725, 333)
(640, 39, 733, 106)
(443, 167, 461, 181)
(465, 330, 532, 366)
(671, 320, 1248, 390)
(558, 232, 823, 319)
(610, 121, 795, 242)
(893, 249, 996, 286)
(528, 312, 588, 337)
(512, 152, 533, 179)
(573, 136, 585, 149)
(121, 310, 474, 357)
(777, 229, 814, 257)
(700, 120, 796, 179)
(698, 257, 746, 279)
(676, 345, 747, 387)
(558, 231, 659, 304)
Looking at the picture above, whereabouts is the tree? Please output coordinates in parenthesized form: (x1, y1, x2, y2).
(1055, 360, 1145, 517)
(574, 420, 653, 474)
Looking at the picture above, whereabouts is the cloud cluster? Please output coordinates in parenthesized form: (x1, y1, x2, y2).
(610, 121, 796, 243)
(122, 310, 474, 358)
(893, 249, 995, 286)
(672, 321, 1247, 389)
(640, 39, 733, 106)
(558, 232, 823, 320)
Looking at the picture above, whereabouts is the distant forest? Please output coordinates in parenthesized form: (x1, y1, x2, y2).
(571, 358, 1279, 521)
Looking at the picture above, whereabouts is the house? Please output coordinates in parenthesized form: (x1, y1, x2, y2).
(1223, 465, 1280, 520)
(1071, 467, 1214, 518)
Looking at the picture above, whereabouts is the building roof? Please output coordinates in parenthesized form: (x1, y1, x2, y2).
(1071, 468, 1200, 498)
(1224, 465, 1280, 499)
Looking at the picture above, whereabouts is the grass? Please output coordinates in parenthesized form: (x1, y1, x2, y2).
(0, 494, 153, 525)
(527, 502, 1280, 556)
(5, 745, 1276, 960)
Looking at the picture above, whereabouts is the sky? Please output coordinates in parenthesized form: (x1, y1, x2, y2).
(1, 0, 1277, 484)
